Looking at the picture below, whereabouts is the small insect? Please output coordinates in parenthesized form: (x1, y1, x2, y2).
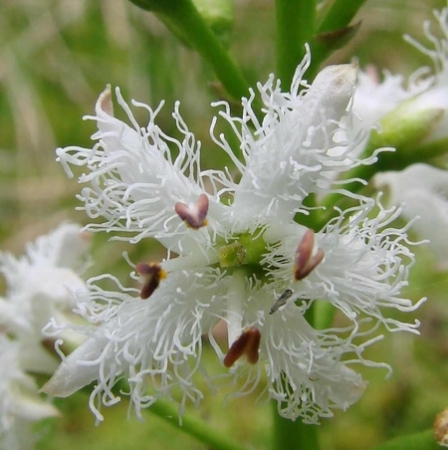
(269, 289, 293, 315)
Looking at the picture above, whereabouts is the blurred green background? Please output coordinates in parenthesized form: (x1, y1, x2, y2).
(1, 0, 448, 449)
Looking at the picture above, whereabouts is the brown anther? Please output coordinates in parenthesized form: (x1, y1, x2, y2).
(223, 328, 261, 368)
(174, 193, 209, 229)
(269, 289, 293, 315)
(135, 262, 167, 299)
(294, 229, 325, 281)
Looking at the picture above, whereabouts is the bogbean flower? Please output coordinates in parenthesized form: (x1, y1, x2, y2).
(403, 5, 448, 143)
(376, 163, 448, 270)
(0, 223, 90, 448)
(354, 6, 448, 268)
(0, 335, 59, 450)
(353, 6, 448, 138)
(42, 49, 424, 423)
(0, 223, 90, 370)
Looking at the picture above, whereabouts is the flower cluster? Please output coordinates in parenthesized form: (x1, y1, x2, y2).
(42, 47, 424, 424)
(354, 6, 448, 269)
(0, 223, 89, 448)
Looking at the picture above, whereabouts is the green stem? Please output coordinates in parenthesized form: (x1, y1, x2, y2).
(317, 0, 367, 32)
(306, 0, 367, 78)
(369, 429, 439, 450)
(271, 402, 320, 450)
(275, 0, 316, 85)
(148, 399, 246, 450)
(130, 0, 250, 101)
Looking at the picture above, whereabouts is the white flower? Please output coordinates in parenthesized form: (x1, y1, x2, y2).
(0, 223, 91, 448)
(403, 5, 448, 143)
(376, 164, 448, 270)
(43, 269, 370, 424)
(354, 6, 448, 269)
(353, 6, 448, 148)
(353, 7, 448, 136)
(57, 55, 380, 250)
(353, 66, 431, 130)
(45, 51, 423, 423)
(0, 223, 89, 373)
(0, 335, 59, 450)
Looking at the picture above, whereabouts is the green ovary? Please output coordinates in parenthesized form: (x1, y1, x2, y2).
(217, 231, 269, 278)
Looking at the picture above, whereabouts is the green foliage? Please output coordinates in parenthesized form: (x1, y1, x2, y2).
(1, 0, 448, 449)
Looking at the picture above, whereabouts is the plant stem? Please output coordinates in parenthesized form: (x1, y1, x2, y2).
(148, 399, 246, 450)
(306, 0, 367, 78)
(271, 401, 320, 450)
(275, 0, 316, 86)
(317, 0, 367, 32)
(130, 0, 250, 101)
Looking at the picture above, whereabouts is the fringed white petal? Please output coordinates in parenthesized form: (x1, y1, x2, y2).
(57, 86, 227, 253)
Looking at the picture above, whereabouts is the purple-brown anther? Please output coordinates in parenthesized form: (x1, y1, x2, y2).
(135, 262, 167, 299)
(294, 229, 325, 281)
(223, 328, 261, 368)
(174, 193, 209, 229)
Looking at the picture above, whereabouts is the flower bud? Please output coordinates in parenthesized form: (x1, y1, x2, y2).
(364, 101, 444, 171)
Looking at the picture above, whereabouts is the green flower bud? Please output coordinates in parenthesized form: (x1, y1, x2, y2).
(364, 102, 444, 171)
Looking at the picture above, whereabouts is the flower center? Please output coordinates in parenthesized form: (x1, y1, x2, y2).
(217, 231, 269, 277)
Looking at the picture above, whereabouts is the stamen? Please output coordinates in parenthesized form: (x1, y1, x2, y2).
(135, 262, 167, 299)
(175, 193, 209, 229)
(294, 229, 325, 280)
(223, 328, 261, 368)
(269, 289, 293, 315)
